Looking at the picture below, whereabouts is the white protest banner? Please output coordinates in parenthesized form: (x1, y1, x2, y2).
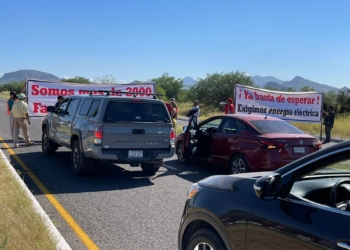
(26, 79, 156, 117)
(234, 85, 323, 123)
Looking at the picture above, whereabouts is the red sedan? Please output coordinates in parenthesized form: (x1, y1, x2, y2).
(175, 114, 322, 173)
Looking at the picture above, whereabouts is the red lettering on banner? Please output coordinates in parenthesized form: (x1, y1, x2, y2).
(276, 95, 285, 103)
(254, 92, 275, 102)
(287, 97, 315, 106)
(33, 102, 48, 113)
(79, 90, 90, 95)
(31, 84, 40, 95)
(244, 90, 253, 100)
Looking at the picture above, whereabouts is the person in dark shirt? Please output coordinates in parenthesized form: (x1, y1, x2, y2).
(322, 105, 335, 143)
(55, 95, 64, 109)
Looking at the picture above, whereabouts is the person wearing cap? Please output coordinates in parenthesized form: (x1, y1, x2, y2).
(7, 91, 22, 140)
(322, 105, 335, 144)
(11, 93, 34, 147)
(222, 98, 234, 114)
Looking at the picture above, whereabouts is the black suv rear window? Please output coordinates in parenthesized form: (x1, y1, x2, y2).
(104, 101, 170, 122)
(251, 120, 304, 134)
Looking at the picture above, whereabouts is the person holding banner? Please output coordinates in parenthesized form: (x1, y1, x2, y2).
(7, 91, 23, 140)
(11, 93, 34, 148)
(222, 98, 234, 114)
(322, 105, 335, 144)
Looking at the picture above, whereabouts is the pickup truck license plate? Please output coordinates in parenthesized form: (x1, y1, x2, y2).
(128, 150, 143, 158)
(294, 147, 305, 154)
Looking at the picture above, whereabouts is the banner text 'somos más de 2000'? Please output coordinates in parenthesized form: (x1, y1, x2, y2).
(26, 79, 156, 117)
(234, 85, 323, 123)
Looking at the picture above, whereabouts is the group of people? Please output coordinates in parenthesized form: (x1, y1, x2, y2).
(7, 91, 34, 147)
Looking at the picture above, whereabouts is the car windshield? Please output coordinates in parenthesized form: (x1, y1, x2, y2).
(104, 101, 170, 122)
(250, 120, 304, 134)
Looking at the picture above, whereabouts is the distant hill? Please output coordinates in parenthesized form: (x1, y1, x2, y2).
(183, 76, 197, 87)
(252, 75, 339, 92)
(0, 70, 61, 84)
(250, 75, 283, 87)
(280, 76, 338, 92)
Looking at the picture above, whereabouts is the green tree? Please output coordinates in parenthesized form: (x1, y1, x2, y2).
(323, 90, 338, 111)
(62, 76, 90, 84)
(300, 86, 316, 92)
(151, 72, 184, 101)
(0, 81, 25, 93)
(187, 71, 255, 109)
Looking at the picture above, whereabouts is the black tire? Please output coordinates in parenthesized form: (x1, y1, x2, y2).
(141, 163, 160, 174)
(42, 128, 56, 156)
(177, 141, 189, 164)
(71, 140, 87, 176)
(230, 154, 249, 174)
(186, 228, 226, 250)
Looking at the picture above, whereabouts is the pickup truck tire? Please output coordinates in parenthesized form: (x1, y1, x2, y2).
(71, 140, 87, 176)
(141, 163, 160, 174)
(42, 128, 56, 156)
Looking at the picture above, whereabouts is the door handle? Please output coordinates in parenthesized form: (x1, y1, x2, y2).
(338, 242, 350, 250)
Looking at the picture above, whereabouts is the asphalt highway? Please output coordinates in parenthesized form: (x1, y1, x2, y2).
(0, 98, 337, 250)
(0, 98, 228, 250)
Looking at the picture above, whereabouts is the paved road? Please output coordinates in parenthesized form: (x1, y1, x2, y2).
(0, 98, 338, 250)
(0, 98, 230, 250)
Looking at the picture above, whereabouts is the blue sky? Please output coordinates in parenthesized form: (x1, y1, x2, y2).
(1, 0, 349, 88)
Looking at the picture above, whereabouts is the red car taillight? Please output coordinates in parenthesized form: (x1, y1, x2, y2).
(170, 128, 175, 144)
(259, 140, 288, 149)
(94, 127, 103, 139)
(313, 139, 322, 149)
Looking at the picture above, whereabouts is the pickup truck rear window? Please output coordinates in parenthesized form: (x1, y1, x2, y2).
(104, 101, 170, 123)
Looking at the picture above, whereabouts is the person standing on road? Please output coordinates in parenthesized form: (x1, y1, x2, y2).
(187, 100, 200, 124)
(222, 98, 234, 114)
(55, 95, 64, 109)
(170, 101, 178, 130)
(7, 91, 23, 140)
(322, 105, 335, 144)
(11, 93, 34, 148)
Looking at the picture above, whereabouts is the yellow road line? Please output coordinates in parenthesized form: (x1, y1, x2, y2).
(0, 136, 99, 250)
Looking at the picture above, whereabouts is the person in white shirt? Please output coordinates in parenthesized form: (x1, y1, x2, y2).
(187, 100, 200, 124)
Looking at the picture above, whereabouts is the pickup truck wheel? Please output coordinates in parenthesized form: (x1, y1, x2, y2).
(42, 128, 56, 156)
(176, 141, 189, 164)
(71, 140, 86, 176)
(141, 163, 160, 174)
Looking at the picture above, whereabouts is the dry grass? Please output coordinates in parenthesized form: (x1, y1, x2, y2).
(0, 159, 58, 250)
(0, 91, 10, 99)
(176, 102, 350, 139)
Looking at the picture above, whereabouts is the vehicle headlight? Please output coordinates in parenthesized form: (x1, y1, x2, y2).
(187, 183, 201, 199)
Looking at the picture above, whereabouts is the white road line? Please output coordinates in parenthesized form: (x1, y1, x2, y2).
(163, 164, 179, 171)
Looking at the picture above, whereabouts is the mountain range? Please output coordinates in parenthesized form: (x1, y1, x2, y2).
(0, 70, 346, 93)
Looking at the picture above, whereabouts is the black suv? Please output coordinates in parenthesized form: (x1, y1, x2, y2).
(42, 91, 175, 175)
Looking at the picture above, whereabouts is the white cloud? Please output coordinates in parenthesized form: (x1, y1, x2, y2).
(0, 73, 4, 77)
(62, 76, 69, 79)
(243, 72, 250, 76)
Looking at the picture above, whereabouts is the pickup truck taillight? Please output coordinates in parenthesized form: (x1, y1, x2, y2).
(170, 128, 175, 145)
(94, 127, 103, 144)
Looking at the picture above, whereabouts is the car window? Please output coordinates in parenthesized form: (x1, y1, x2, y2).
(57, 99, 69, 114)
(66, 98, 79, 116)
(79, 99, 93, 116)
(200, 119, 222, 130)
(251, 120, 303, 134)
(104, 101, 170, 122)
(88, 100, 101, 116)
(218, 118, 245, 134)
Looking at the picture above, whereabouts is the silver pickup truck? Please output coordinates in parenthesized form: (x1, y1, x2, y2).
(41, 91, 175, 176)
